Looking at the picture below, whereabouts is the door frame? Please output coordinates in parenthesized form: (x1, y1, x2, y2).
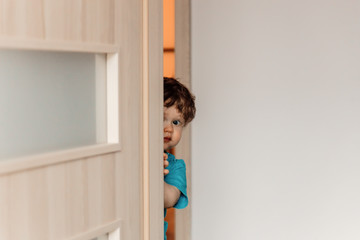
(175, 0, 192, 239)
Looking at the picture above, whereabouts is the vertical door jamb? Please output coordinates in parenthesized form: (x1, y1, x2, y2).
(142, 0, 164, 240)
(175, 0, 192, 239)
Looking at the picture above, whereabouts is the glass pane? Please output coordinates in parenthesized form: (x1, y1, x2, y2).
(0, 50, 106, 160)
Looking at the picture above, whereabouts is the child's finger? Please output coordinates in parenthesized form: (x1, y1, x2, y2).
(163, 153, 169, 176)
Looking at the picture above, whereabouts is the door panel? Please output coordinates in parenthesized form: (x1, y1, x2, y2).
(0, 0, 163, 239)
(0, 153, 118, 239)
(0, 0, 114, 44)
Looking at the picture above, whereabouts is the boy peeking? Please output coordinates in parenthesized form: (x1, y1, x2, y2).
(163, 77, 196, 240)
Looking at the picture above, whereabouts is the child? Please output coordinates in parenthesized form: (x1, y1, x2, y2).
(163, 77, 196, 240)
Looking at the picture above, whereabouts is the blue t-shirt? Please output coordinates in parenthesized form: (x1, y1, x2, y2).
(164, 152, 188, 240)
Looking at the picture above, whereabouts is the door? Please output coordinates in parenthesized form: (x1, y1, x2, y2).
(0, 0, 163, 239)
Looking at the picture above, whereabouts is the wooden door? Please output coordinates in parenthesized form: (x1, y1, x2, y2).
(0, 0, 163, 239)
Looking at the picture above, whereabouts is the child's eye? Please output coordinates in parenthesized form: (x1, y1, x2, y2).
(172, 120, 181, 126)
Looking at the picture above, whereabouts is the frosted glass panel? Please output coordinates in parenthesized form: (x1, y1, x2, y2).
(0, 50, 106, 160)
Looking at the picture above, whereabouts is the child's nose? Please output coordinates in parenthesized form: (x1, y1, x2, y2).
(164, 123, 173, 132)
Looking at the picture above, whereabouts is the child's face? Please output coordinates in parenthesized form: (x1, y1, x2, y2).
(163, 105, 184, 151)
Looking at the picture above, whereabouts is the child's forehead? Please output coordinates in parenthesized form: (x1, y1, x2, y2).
(164, 105, 184, 118)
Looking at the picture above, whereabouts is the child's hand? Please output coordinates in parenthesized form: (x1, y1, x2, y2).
(163, 153, 169, 176)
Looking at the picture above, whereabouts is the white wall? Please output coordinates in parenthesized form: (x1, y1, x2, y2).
(191, 1, 360, 239)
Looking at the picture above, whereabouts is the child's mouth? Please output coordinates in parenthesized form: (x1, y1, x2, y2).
(164, 137, 171, 142)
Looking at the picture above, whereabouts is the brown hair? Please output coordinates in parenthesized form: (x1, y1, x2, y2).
(164, 77, 196, 125)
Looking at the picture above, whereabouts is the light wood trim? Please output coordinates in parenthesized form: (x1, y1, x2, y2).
(0, 143, 121, 175)
(143, 0, 163, 239)
(66, 219, 121, 240)
(148, 0, 164, 239)
(107, 53, 120, 144)
(96, 54, 108, 143)
(116, 0, 143, 239)
(0, 37, 119, 53)
(175, 0, 192, 239)
(142, 0, 150, 239)
(142, 0, 167, 238)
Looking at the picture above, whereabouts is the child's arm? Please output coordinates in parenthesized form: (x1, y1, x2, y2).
(163, 153, 188, 209)
(164, 182, 180, 208)
(163, 153, 180, 208)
